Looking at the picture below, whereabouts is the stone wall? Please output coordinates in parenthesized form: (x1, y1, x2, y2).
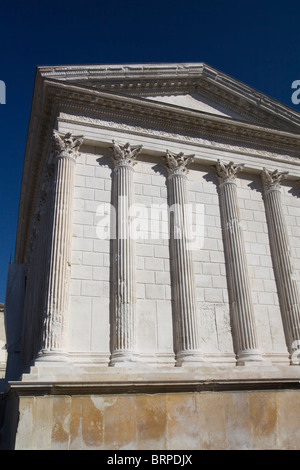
(68, 146, 300, 365)
(9, 388, 300, 450)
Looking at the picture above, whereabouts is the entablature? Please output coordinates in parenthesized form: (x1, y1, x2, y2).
(14, 66, 300, 266)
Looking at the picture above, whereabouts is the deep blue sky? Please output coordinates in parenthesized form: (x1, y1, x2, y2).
(0, 0, 300, 301)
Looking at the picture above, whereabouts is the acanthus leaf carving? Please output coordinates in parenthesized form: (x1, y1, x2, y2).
(163, 150, 194, 175)
(52, 131, 84, 159)
(215, 159, 244, 183)
(111, 140, 143, 168)
(261, 167, 289, 191)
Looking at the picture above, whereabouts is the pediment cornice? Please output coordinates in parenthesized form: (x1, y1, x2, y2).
(14, 64, 300, 264)
(37, 62, 300, 132)
(42, 78, 300, 153)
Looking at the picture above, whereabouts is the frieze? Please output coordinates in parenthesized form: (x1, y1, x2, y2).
(58, 112, 300, 165)
(49, 87, 300, 153)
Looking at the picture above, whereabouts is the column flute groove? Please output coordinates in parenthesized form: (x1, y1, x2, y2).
(261, 168, 300, 364)
(163, 150, 203, 366)
(37, 131, 83, 362)
(215, 160, 263, 365)
(110, 141, 142, 366)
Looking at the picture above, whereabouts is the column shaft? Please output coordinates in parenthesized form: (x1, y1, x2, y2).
(111, 165, 136, 362)
(216, 160, 262, 364)
(262, 168, 300, 364)
(110, 141, 142, 365)
(164, 151, 203, 366)
(38, 132, 83, 361)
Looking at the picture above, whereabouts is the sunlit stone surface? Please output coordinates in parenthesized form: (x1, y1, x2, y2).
(1, 63, 300, 449)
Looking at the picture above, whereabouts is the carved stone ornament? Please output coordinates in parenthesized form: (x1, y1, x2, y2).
(261, 167, 289, 191)
(163, 150, 194, 175)
(215, 159, 244, 184)
(52, 131, 84, 159)
(59, 113, 300, 163)
(111, 140, 143, 167)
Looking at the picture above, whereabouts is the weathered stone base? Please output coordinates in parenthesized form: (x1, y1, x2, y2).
(2, 374, 300, 450)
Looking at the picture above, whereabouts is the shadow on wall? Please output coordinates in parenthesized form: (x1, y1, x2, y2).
(0, 389, 19, 450)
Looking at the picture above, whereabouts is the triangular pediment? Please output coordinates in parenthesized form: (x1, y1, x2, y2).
(141, 92, 245, 120)
(17, 62, 300, 265)
(37, 62, 300, 132)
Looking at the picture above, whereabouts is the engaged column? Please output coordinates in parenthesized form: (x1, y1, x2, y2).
(163, 150, 203, 366)
(215, 160, 263, 365)
(261, 168, 300, 364)
(110, 141, 142, 366)
(38, 131, 83, 362)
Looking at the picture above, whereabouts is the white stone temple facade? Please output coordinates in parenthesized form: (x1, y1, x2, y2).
(1, 63, 300, 449)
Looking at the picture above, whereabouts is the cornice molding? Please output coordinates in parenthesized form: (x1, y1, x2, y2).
(44, 80, 300, 153)
(14, 66, 300, 264)
(37, 62, 300, 131)
(58, 109, 300, 164)
(6, 378, 300, 396)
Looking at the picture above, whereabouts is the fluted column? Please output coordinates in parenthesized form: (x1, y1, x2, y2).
(163, 150, 203, 366)
(37, 131, 83, 362)
(261, 168, 300, 364)
(110, 141, 142, 366)
(22, 164, 54, 367)
(215, 160, 262, 365)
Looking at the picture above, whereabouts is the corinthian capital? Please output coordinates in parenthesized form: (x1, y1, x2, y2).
(52, 131, 84, 159)
(215, 159, 244, 184)
(111, 140, 143, 168)
(163, 150, 194, 176)
(261, 167, 289, 191)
